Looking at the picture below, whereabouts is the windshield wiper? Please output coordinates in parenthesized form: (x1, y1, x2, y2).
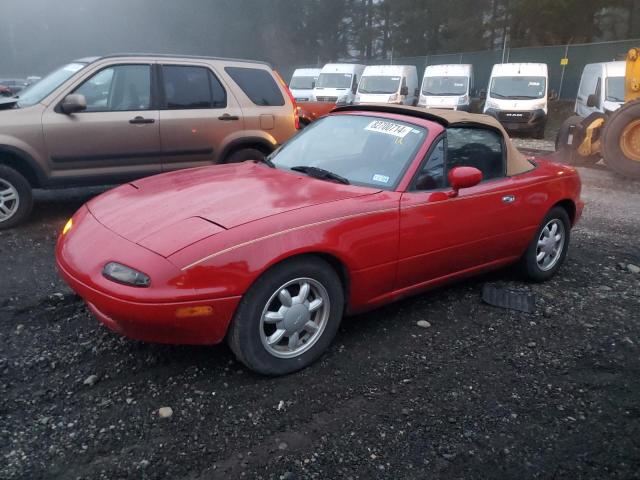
(256, 157, 275, 168)
(490, 92, 508, 99)
(291, 166, 350, 185)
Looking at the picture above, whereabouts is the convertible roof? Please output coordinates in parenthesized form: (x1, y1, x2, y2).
(333, 104, 534, 176)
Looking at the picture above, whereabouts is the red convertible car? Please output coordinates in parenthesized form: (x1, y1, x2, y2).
(57, 105, 583, 375)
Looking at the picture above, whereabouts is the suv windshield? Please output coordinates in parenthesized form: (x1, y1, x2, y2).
(17, 62, 86, 107)
(605, 77, 625, 102)
(290, 76, 316, 89)
(358, 75, 400, 94)
(422, 76, 468, 96)
(316, 73, 352, 89)
(490, 76, 546, 99)
(269, 114, 426, 189)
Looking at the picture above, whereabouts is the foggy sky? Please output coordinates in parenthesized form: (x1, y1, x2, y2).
(0, 0, 280, 77)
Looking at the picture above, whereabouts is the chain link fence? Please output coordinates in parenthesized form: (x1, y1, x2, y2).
(278, 38, 638, 100)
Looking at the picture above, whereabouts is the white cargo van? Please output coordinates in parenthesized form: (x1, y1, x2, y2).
(418, 64, 473, 111)
(575, 61, 625, 117)
(313, 63, 366, 105)
(354, 65, 419, 105)
(484, 63, 548, 138)
(289, 68, 321, 102)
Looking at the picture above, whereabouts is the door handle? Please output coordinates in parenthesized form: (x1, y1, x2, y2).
(129, 116, 155, 125)
(218, 114, 239, 121)
(502, 195, 516, 203)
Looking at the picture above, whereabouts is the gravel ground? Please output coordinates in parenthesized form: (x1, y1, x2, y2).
(1, 161, 639, 480)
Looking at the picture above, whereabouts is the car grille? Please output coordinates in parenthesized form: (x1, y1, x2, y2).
(316, 96, 338, 103)
(498, 111, 532, 123)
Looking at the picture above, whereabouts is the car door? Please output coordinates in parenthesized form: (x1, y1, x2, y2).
(158, 63, 244, 171)
(42, 63, 162, 180)
(396, 127, 527, 290)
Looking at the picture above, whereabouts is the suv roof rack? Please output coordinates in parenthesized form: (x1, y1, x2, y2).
(76, 53, 272, 67)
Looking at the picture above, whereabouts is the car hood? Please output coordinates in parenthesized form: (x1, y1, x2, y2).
(87, 162, 380, 257)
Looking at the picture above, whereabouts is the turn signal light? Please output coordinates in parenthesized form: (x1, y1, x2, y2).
(62, 218, 73, 235)
(175, 306, 214, 318)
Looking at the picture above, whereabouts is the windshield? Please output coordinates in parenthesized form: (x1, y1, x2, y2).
(17, 62, 86, 107)
(490, 76, 546, 99)
(268, 115, 427, 189)
(422, 76, 468, 96)
(605, 77, 625, 102)
(290, 76, 316, 90)
(358, 75, 401, 94)
(316, 73, 353, 89)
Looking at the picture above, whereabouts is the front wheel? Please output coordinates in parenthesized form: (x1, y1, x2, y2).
(227, 256, 344, 375)
(519, 206, 571, 282)
(0, 165, 33, 230)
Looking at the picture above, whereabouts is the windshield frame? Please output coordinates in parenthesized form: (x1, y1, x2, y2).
(358, 75, 401, 94)
(16, 62, 87, 107)
(489, 75, 547, 100)
(316, 72, 353, 89)
(421, 75, 469, 96)
(605, 76, 625, 103)
(267, 113, 428, 191)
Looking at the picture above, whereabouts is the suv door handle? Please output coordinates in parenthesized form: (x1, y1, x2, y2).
(502, 195, 516, 203)
(129, 116, 155, 125)
(218, 114, 239, 121)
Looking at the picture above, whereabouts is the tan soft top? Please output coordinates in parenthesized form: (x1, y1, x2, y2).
(333, 104, 534, 176)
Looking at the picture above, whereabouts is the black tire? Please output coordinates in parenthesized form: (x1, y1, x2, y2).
(0, 165, 33, 230)
(224, 148, 266, 164)
(227, 256, 344, 376)
(518, 206, 571, 282)
(533, 125, 546, 140)
(601, 99, 640, 179)
(555, 115, 602, 165)
(555, 115, 583, 151)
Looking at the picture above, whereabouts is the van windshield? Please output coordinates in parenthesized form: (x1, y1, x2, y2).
(605, 77, 625, 102)
(490, 76, 546, 99)
(358, 75, 401, 94)
(316, 73, 353, 89)
(17, 62, 87, 107)
(290, 76, 316, 90)
(422, 76, 468, 96)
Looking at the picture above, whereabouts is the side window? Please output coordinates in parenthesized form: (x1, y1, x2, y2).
(74, 65, 151, 112)
(413, 138, 445, 190)
(224, 67, 284, 106)
(162, 65, 226, 109)
(446, 127, 504, 181)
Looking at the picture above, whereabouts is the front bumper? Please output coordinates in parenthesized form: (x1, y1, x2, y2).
(485, 108, 547, 132)
(56, 207, 240, 345)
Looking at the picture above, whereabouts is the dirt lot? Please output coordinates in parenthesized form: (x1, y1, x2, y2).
(1, 161, 639, 479)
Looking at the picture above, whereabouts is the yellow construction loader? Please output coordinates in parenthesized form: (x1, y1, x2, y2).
(557, 48, 640, 179)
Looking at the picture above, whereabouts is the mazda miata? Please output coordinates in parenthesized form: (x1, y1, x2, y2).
(57, 105, 583, 375)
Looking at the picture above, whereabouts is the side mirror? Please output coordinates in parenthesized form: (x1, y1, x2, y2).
(400, 86, 409, 96)
(311, 81, 316, 88)
(479, 90, 487, 100)
(61, 94, 87, 114)
(586, 93, 598, 108)
(414, 87, 420, 96)
(447, 166, 482, 197)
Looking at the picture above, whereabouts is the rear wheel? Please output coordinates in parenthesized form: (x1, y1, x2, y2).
(601, 99, 640, 179)
(0, 165, 33, 230)
(224, 148, 266, 164)
(555, 115, 601, 165)
(227, 256, 344, 375)
(519, 206, 570, 282)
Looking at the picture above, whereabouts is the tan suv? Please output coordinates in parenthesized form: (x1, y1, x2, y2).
(0, 54, 298, 228)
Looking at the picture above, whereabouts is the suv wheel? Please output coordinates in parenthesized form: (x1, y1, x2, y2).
(0, 165, 33, 230)
(224, 148, 266, 164)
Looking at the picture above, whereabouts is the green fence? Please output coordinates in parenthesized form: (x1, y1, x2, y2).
(278, 38, 638, 100)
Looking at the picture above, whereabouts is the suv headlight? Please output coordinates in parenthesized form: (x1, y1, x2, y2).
(103, 262, 150, 287)
(388, 93, 398, 102)
(458, 94, 469, 105)
(485, 99, 499, 110)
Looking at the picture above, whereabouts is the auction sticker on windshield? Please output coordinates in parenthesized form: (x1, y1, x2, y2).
(365, 120, 412, 138)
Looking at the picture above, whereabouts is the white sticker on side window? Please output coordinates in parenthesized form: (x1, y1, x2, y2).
(372, 174, 390, 183)
(365, 120, 412, 138)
